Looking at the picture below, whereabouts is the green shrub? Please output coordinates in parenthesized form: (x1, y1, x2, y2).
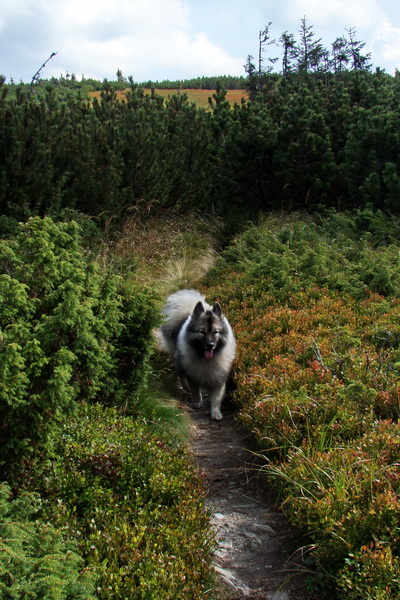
(254, 420, 400, 600)
(337, 544, 400, 600)
(0, 217, 160, 477)
(35, 403, 215, 600)
(0, 483, 96, 599)
(208, 210, 400, 301)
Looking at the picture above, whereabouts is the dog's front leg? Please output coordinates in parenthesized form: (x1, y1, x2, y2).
(209, 384, 226, 421)
(189, 382, 203, 409)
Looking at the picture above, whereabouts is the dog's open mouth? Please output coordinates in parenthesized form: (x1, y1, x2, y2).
(204, 349, 214, 359)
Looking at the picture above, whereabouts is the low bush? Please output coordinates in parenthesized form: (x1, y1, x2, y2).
(33, 403, 215, 600)
(0, 483, 95, 599)
(210, 209, 400, 300)
(266, 422, 400, 581)
(337, 543, 400, 599)
(0, 217, 160, 477)
(202, 210, 400, 597)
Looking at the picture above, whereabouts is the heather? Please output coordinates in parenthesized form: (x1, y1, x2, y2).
(203, 210, 400, 597)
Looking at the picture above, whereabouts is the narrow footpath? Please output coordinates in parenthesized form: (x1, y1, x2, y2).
(189, 403, 315, 600)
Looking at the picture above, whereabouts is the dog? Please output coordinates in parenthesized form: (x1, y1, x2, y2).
(158, 289, 236, 420)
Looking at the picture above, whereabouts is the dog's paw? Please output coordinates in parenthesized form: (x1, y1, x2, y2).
(192, 401, 203, 409)
(211, 408, 223, 421)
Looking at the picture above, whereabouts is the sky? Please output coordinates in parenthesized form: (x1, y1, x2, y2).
(1, 0, 400, 84)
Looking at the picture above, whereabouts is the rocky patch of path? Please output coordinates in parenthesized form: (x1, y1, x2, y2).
(189, 404, 312, 600)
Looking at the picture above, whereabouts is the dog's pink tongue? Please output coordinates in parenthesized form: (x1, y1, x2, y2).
(205, 349, 214, 359)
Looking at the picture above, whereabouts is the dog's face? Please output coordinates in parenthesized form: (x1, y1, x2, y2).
(186, 301, 226, 359)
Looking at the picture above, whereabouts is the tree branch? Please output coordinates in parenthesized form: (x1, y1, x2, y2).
(30, 52, 58, 88)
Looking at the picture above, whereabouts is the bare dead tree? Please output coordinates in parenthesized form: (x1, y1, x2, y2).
(30, 52, 58, 89)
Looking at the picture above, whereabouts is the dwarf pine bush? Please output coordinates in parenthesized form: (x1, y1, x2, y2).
(0, 217, 160, 478)
(0, 483, 96, 599)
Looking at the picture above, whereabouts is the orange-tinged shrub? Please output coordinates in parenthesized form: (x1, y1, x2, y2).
(202, 213, 400, 596)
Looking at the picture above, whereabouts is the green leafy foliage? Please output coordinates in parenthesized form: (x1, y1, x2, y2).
(0, 215, 216, 599)
(337, 543, 400, 599)
(0, 217, 160, 476)
(203, 210, 400, 598)
(35, 403, 215, 600)
(1, 70, 400, 223)
(0, 483, 96, 599)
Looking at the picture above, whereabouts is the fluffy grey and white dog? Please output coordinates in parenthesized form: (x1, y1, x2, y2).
(158, 289, 236, 420)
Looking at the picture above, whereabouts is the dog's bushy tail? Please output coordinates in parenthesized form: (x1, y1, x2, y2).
(157, 289, 208, 356)
(164, 289, 208, 318)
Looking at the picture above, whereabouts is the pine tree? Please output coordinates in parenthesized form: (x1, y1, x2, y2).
(244, 54, 259, 97)
(297, 17, 321, 73)
(280, 31, 298, 75)
(332, 36, 351, 74)
(346, 27, 372, 71)
(258, 23, 278, 84)
(297, 17, 323, 73)
(273, 83, 338, 207)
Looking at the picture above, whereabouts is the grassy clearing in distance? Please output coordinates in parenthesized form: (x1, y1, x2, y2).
(89, 88, 248, 108)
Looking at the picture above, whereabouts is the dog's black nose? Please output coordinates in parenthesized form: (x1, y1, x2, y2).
(206, 342, 215, 350)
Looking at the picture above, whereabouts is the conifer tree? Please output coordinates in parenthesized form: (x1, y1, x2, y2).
(297, 17, 322, 73)
(332, 36, 351, 74)
(258, 23, 278, 83)
(280, 31, 298, 75)
(346, 27, 372, 71)
(244, 54, 259, 97)
(273, 83, 337, 207)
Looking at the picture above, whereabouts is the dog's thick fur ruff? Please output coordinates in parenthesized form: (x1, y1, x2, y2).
(158, 289, 236, 420)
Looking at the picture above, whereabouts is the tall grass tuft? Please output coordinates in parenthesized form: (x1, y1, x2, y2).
(99, 206, 223, 293)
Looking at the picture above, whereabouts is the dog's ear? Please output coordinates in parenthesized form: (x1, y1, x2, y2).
(212, 301, 222, 316)
(193, 301, 205, 317)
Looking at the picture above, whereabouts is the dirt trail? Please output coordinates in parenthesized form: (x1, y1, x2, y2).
(189, 402, 312, 600)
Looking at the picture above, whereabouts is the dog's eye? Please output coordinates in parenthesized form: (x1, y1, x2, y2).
(197, 329, 206, 335)
(213, 330, 220, 335)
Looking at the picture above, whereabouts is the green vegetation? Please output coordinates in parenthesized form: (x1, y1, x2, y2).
(204, 210, 400, 598)
(0, 217, 160, 477)
(0, 216, 216, 599)
(137, 75, 246, 90)
(36, 403, 214, 600)
(2, 68, 400, 231)
(0, 483, 95, 599)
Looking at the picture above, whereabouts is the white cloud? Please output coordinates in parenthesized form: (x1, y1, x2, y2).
(372, 19, 400, 73)
(288, 0, 382, 28)
(1, 0, 399, 81)
(0, 0, 244, 81)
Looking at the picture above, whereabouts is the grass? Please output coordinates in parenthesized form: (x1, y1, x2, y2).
(133, 351, 193, 444)
(100, 207, 223, 295)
